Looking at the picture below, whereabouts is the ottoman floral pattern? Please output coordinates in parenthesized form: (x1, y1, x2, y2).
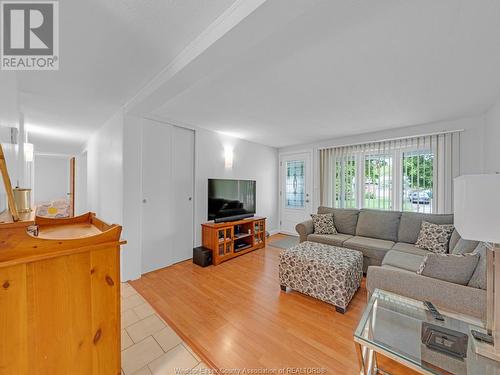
(279, 241, 363, 310)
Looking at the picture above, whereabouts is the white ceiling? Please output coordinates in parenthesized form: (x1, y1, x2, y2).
(2, 0, 500, 152)
(0, 0, 236, 152)
(151, 0, 500, 148)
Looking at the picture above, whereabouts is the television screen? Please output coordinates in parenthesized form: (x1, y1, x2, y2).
(208, 179, 256, 221)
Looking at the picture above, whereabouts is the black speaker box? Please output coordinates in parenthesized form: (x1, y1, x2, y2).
(193, 246, 212, 267)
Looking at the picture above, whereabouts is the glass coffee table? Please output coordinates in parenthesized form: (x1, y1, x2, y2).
(354, 289, 500, 374)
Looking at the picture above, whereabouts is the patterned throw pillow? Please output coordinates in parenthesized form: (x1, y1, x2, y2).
(311, 213, 337, 235)
(415, 221, 455, 254)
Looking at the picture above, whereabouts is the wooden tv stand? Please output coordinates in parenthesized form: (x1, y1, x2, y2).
(201, 217, 266, 265)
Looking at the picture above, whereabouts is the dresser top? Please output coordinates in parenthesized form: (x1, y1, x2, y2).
(0, 212, 125, 268)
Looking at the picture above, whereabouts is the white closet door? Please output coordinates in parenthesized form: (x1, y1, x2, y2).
(141, 120, 195, 274)
(171, 126, 194, 264)
(141, 120, 173, 273)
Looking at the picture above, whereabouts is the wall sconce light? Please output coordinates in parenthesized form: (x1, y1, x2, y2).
(24, 143, 34, 162)
(224, 146, 233, 169)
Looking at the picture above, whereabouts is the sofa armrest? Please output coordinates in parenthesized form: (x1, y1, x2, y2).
(295, 220, 314, 243)
(366, 266, 486, 320)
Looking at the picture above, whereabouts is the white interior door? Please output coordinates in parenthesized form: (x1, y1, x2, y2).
(141, 120, 173, 273)
(171, 126, 194, 264)
(280, 152, 312, 235)
(141, 120, 195, 274)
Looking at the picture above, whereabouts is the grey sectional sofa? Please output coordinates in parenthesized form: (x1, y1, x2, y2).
(295, 207, 486, 319)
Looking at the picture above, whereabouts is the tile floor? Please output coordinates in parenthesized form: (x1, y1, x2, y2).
(121, 283, 210, 375)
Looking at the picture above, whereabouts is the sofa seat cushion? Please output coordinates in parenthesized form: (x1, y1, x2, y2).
(392, 242, 430, 256)
(307, 233, 352, 247)
(356, 209, 401, 242)
(344, 236, 395, 262)
(382, 250, 425, 273)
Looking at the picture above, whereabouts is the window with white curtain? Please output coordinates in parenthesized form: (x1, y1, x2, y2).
(319, 132, 460, 214)
(335, 157, 357, 209)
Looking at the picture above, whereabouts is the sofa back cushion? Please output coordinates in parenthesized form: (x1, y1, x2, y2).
(468, 242, 487, 290)
(356, 209, 401, 242)
(417, 253, 479, 285)
(449, 229, 461, 252)
(318, 207, 360, 235)
(452, 238, 480, 255)
(398, 212, 454, 244)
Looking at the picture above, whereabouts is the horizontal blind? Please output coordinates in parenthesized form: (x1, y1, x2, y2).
(319, 132, 460, 213)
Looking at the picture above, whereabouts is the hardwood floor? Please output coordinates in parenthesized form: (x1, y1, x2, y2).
(130, 235, 418, 374)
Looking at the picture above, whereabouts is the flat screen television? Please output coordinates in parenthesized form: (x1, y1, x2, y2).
(208, 179, 256, 222)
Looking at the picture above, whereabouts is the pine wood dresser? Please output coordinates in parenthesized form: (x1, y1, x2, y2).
(0, 212, 125, 375)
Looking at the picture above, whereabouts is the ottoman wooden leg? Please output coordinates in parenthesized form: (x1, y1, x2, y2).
(335, 306, 346, 314)
(280, 285, 287, 291)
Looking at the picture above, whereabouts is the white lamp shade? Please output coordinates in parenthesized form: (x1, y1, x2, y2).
(454, 174, 500, 243)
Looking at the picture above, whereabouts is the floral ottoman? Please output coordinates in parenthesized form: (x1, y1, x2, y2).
(279, 241, 363, 313)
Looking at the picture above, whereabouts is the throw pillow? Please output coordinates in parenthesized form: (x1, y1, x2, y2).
(416, 253, 479, 285)
(310, 213, 337, 235)
(415, 221, 455, 254)
(468, 242, 488, 290)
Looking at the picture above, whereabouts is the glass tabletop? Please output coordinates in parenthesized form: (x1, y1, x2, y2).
(354, 289, 500, 374)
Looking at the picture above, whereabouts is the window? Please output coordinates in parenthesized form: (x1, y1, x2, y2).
(285, 160, 305, 208)
(319, 133, 460, 214)
(364, 154, 393, 210)
(333, 151, 433, 212)
(335, 158, 356, 208)
(402, 151, 434, 213)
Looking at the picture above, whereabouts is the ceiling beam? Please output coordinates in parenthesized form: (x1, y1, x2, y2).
(125, 0, 322, 118)
(124, 0, 269, 115)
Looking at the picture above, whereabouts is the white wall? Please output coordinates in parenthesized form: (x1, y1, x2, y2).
(33, 154, 69, 203)
(194, 127, 279, 246)
(117, 118, 280, 280)
(86, 110, 124, 225)
(279, 115, 486, 211)
(484, 98, 500, 174)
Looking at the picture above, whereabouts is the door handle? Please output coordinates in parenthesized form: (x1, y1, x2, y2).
(305, 199, 310, 203)
(188, 197, 192, 201)
(142, 199, 147, 204)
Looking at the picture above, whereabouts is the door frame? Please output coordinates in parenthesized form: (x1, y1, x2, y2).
(279, 149, 313, 235)
(69, 157, 75, 217)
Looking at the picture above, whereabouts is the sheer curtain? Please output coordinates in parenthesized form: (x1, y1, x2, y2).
(319, 132, 461, 214)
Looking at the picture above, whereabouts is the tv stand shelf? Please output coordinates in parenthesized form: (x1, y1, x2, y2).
(201, 217, 266, 265)
(234, 233, 252, 240)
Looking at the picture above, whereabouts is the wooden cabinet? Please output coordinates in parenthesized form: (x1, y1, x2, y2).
(0, 212, 125, 375)
(202, 217, 266, 265)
